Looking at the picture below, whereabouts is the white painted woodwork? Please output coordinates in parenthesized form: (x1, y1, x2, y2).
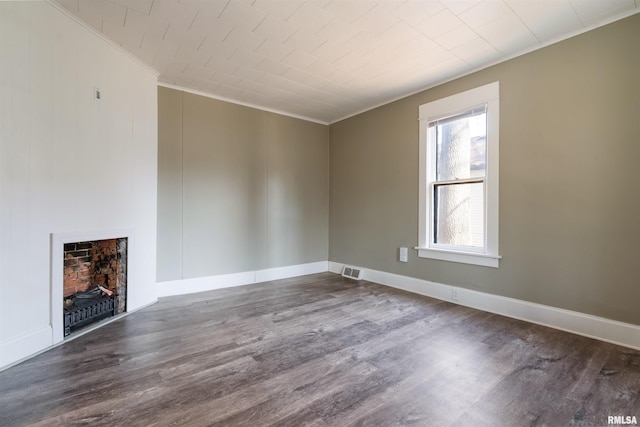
(328, 263, 640, 352)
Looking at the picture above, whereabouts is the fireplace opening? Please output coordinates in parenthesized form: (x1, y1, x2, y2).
(63, 238, 127, 336)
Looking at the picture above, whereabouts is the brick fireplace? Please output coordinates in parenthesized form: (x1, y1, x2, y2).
(63, 238, 127, 313)
(51, 230, 133, 343)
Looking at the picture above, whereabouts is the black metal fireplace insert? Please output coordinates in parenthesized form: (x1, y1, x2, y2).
(63, 288, 118, 336)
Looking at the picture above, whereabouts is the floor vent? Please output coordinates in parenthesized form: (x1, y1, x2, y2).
(342, 266, 363, 280)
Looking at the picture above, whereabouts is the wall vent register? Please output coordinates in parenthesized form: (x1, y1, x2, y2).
(342, 266, 363, 280)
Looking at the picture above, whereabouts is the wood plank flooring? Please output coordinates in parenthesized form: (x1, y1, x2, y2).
(1, 272, 639, 426)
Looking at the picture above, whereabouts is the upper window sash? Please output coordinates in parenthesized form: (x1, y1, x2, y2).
(427, 104, 487, 129)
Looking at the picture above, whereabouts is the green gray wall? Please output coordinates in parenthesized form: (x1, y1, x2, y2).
(158, 87, 329, 282)
(329, 14, 640, 326)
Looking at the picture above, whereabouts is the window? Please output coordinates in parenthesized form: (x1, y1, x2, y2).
(417, 82, 500, 268)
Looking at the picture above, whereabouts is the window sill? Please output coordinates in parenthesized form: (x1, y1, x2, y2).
(415, 247, 501, 268)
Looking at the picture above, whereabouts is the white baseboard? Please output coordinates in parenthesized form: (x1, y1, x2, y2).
(329, 261, 640, 351)
(255, 261, 328, 283)
(0, 263, 329, 370)
(0, 300, 157, 372)
(157, 261, 329, 298)
(0, 325, 52, 369)
(6, 261, 636, 371)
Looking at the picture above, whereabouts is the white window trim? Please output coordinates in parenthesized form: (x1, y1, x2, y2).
(416, 82, 501, 268)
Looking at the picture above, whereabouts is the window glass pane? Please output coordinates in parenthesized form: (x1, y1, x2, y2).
(435, 112, 486, 181)
(434, 182, 484, 248)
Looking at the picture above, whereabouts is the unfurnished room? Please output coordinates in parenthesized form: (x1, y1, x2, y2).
(1, 1, 640, 426)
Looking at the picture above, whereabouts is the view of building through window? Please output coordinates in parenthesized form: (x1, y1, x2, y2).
(431, 110, 486, 249)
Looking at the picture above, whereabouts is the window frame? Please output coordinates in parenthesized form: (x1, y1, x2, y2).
(417, 82, 501, 268)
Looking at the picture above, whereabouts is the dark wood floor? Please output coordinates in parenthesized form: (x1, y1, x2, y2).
(1, 273, 639, 426)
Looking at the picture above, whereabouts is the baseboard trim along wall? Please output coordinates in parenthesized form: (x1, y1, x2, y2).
(6, 260, 637, 371)
(0, 326, 52, 370)
(156, 261, 330, 298)
(0, 300, 158, 372)
(328, 262, 640, 351)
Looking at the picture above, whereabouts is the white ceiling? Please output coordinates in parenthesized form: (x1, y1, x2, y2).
(54, 0, 639, 124)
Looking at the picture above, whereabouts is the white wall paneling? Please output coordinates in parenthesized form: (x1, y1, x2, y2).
(0, 2, 158, 369)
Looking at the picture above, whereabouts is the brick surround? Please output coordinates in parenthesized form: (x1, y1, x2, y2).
(63, 238, 127, 314)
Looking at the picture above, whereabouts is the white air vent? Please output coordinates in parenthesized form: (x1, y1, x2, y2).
(342, 266, 363, 280)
